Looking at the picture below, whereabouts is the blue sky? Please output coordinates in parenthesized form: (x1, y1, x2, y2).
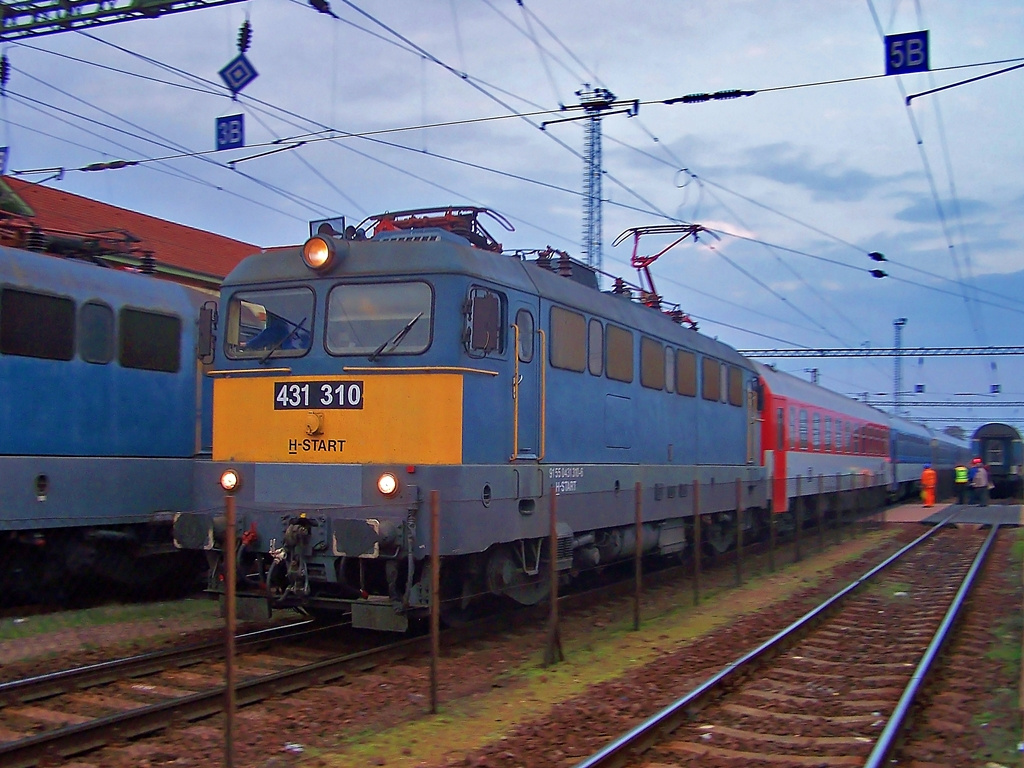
(6, 1, 1024, 435)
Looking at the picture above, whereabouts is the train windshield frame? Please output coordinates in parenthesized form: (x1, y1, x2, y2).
(224, 286, 315, 360)
(325, 281, 433, 358)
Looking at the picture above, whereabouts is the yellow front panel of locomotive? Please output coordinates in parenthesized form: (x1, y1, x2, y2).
(212, 373, 463, 464)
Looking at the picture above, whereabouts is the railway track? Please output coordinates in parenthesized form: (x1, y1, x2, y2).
(0, 506, 906, 767)
(574, 516, 999, 768)
(0, 618, 387, 768)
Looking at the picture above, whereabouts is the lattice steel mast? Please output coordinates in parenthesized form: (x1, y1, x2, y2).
(894, 318, 907, 415)
(579, 86, 612, 275)
(542, 86, 637, 277)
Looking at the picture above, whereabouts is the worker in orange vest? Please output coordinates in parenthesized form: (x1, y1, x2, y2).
(920, 464, 937, 508)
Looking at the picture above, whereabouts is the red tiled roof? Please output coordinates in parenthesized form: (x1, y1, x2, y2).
(3, 177, 259, 280)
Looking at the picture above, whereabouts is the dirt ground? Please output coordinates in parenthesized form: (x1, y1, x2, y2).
(8, 524, 1022, 768)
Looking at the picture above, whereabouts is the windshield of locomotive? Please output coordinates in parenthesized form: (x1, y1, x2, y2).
(224, 287, 315, 360)
(326, 282, 433, 357)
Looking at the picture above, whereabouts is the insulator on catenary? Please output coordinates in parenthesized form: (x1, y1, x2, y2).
(237, 19, 252, 53)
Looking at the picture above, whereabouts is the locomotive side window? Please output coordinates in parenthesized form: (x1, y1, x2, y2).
(0, 288, 75, 361)
(550, 306, 586, 372)
(675, 349, 696, 396)
(664, 347, 675, 393)
(514, 308, 534, 362)
(640, 336, 664, 390)
(227, 287, 315, 359)
(79, 301, 114, 364)
(120, 309, 181, 372)
(701, 357, 721, 401)
(328, 282, 431, 358)
(727, 365, 743, 406)
(587, 318, 603, 376)
(468, 288, 504, 354)
(605, 324, 633, 383)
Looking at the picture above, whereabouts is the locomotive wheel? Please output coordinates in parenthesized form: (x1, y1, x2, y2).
(484, 544, 550, 606)
(704, 512, 736, 555)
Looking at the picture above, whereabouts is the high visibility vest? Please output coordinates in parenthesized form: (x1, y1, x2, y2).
(954, 465, 968, 483)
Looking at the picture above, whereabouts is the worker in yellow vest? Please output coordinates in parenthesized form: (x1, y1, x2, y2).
(920, 464, 937, 508)
(954, 462, 968, 505)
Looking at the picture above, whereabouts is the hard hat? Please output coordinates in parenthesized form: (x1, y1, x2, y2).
(972, 457, 982, 464)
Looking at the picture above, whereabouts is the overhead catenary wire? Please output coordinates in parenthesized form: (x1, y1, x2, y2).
(9, 3, 1024, 393)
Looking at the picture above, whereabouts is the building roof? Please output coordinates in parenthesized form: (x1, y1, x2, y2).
(0, 177, 259, 286)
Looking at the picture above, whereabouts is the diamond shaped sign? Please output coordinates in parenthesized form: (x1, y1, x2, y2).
(219, 54, 258, 95)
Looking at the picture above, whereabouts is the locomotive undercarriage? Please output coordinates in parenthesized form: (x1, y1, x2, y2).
(199, 507, 784, 631)
(1, 523, 205, 605)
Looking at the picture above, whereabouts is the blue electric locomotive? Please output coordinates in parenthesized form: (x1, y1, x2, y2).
(173, 207, 768, 630)
(0, 244, 214, 602)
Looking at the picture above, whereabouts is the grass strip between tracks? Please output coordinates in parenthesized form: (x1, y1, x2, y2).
(313, 529, 903, 768)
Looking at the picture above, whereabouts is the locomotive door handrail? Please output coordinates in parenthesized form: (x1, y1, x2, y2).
(538, 328, 547, 461)
(511, 324, 547, 462)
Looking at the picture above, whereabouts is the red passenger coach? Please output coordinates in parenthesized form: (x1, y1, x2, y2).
(756, 362, 890, 514)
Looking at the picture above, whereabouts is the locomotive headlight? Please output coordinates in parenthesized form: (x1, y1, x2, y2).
(377, 472, 399, 497)
(220, 468, 242, 493)
(302, 235, 336, 270)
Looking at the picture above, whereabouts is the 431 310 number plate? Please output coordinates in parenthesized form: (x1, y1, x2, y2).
(274, 380, 364, 409)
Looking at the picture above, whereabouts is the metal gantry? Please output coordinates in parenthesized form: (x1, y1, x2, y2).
(0, 0, 246, 40)
(737, 346, 1024, 358)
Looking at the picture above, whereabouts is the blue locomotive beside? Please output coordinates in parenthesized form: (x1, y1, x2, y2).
(971, 422, 1023, 499)
(173, 207, 768, 630)
(1, 244, 214, 601)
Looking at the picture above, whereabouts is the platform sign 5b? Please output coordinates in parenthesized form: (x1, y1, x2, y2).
(885, 30, 929, 75)
(217, 114, 245, 151)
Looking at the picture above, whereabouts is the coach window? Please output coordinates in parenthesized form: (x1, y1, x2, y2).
(0, 288, 75, 361)
(676, 349, 697, 396)
(228, 287, 315, 359)
(824, 416, 832, 452)
(812, 413, 821, 450)
(550, 306, 586, 372)
(835, 418, 843, 452)
(79, 301, 114, 364)
(799, 409, 808, 449)
(853, 425, 861, 455)
(120, 309, 181, 373)
(587, 318, 603, 376)
(515, 308, 534, 363)
(640, 337, 665, 390)
(605, 325, 633, 383)
(327, 282, 432, 358)
(776, 407, 785, 451)
(789, 406, 797, 449)
(845, 422, 852, 453)
(702, 357, 721, 401)
(727, 365, 743, 406)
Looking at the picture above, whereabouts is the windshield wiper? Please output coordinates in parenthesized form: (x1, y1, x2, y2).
(368, 312, 423, 362)
(259, 316, 308, 365)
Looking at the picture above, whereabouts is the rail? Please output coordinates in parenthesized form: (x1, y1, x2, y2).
(572, 511, 965, 768)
